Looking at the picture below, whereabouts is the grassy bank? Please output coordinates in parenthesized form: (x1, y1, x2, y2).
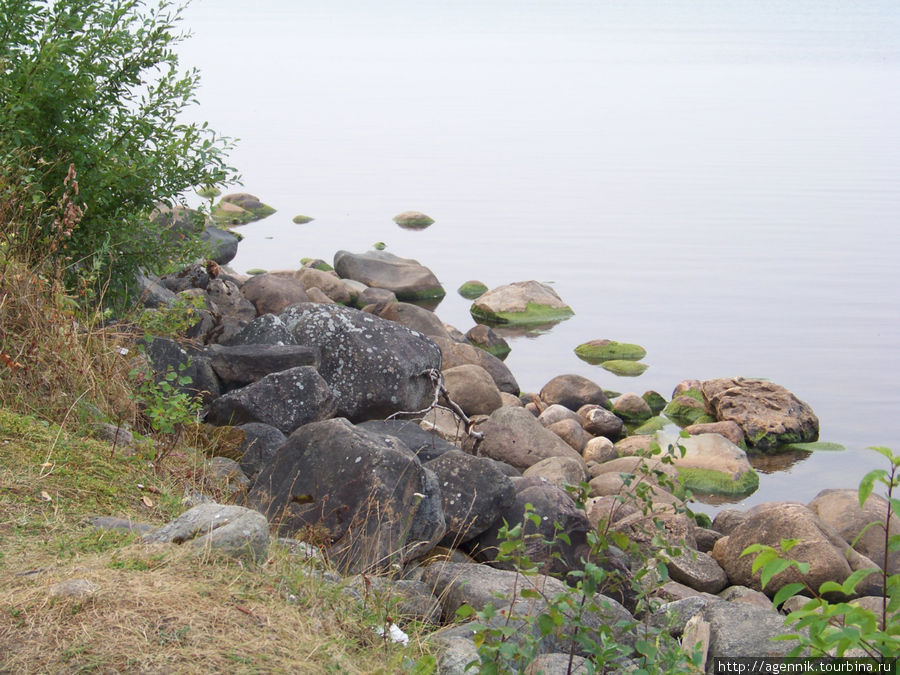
(0, 408, 435, 673)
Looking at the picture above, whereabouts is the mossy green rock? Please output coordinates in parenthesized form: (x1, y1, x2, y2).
(664, 394, 715, 426)
(373, 242, 387, 250)
(675, 466, 759, 497)
(458, 281, 488, 299)
(292, 214, 314, 224)
(300, 258, 334, 272)
(246, 268, 267, 275)
(601, 360, 648, 377)
(575, 339, 647, 364)
(197, 186, 221, 199)
(642, 391, 667, 416)
(392, 210, 434, 229)
(663, 431, 760, 497)
(212, 193, 276, 225)
(470, 281, 572, 326)
(632, 415, 671, 435)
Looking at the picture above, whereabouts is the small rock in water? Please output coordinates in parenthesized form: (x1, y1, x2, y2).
(292, 214, 314, 224)
(458, 280, 488, 299)
(575, 339, 647, 364)
(392, 210, 434, 229)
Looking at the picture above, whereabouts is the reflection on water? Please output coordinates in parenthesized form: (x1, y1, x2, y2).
(748, 449, 813, 475)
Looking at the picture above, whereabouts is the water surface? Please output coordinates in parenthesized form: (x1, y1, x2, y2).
(178, 0, 900, 513)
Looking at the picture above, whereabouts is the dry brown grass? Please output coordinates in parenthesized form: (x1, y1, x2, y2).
(0, 409, 436, 674)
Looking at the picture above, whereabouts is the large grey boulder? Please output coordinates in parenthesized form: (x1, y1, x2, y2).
(807, 488, 900, 575)
(144, 336, 220, 404)
(207, 343, 319, 387)
(220, 312, 293, 347)
(422, 561, 633, 656)
(423, 450, 516, 546)
(248, 418, 445, 573)
(143, 503, 269, 562)
(201, 224, 239, 265)
(207, 278, 257, 321)
(467, 406, 585, 472)
(205, 366, 337, 434)
(280, 304, 442, 422)
(430, 336, 520, 395)
(333, 249, 445, 301)
(357, 419, 457, 462)
(711, 502, 882, 599)
(700, 377, 819, 450)
(236, 422, 287, 480)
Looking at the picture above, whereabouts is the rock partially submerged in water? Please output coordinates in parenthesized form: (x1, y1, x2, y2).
(292, 214, 314, 224)
(393, 210, 434, 229)
(662, 431, 759, 497)
(457, 280, 488, 299)
(212, 193, 276, 225)
(470, 281, 573, 326)
(700, 377, 819, 451)
(334, 249, 445, 301)
(575, 339, 646, 363)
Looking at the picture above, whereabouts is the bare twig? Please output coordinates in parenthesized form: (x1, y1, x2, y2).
(386, 368, 484, 451)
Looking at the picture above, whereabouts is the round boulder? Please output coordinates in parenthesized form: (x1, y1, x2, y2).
(541, 374, 609, 411)
(470, 281, 573, 326)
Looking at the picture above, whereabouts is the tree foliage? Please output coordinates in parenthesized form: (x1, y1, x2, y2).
(0, 0, 235, 303)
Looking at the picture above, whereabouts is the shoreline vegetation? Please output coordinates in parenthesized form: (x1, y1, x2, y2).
(1, 2, 896, 671)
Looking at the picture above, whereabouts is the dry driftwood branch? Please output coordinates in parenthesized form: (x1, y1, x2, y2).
(387, 368, 484, 451)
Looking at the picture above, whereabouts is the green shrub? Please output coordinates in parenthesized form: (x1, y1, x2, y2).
(458, 441, 705, 673)
(742, 446, 899, 660)
(0, 0, 236, 305)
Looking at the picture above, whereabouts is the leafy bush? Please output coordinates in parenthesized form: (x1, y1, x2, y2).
(0, 0, 236, 305)
(742, 446, 899, 660)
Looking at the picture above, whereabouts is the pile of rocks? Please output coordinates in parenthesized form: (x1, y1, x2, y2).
(118, 242, 897, 674)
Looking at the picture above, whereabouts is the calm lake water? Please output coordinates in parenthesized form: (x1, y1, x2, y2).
(177, 0, 900, 514)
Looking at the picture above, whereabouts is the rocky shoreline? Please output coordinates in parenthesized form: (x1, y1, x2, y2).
(113, 202, 897, 672)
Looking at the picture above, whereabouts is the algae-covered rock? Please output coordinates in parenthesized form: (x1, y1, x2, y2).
(197, 186, 221, 200)
(575, 339, 647, 364)
(661, 432, 759, 497)
(292, 214, 314, 224)
(465, 324, 511, 360)
(393, 210, 434, 229)
(632, 415, 670, 436)
(642, 391, 667, 415)
(212, 193, 276, 225)
(664, 388, 715, 427)
(246, 268, 267, 275)
(700, 377, 819, 451)
(470, 281, 573, 326)
(300, 258, 334, 272)
(458, 280, 488, 299)
(601, 360, 648, 377)
(612, 393, 652, 424)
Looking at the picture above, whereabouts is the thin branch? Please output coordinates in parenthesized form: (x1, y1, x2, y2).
(387, 368, 485, 451)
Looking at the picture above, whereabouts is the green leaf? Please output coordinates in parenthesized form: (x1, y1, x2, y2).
(773, 583, 806, 608)
(859, 469, 888, 506)
(760, 558, 793, 589)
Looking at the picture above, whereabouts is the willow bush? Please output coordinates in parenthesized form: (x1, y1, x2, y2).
(0, 0, 236, 305)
